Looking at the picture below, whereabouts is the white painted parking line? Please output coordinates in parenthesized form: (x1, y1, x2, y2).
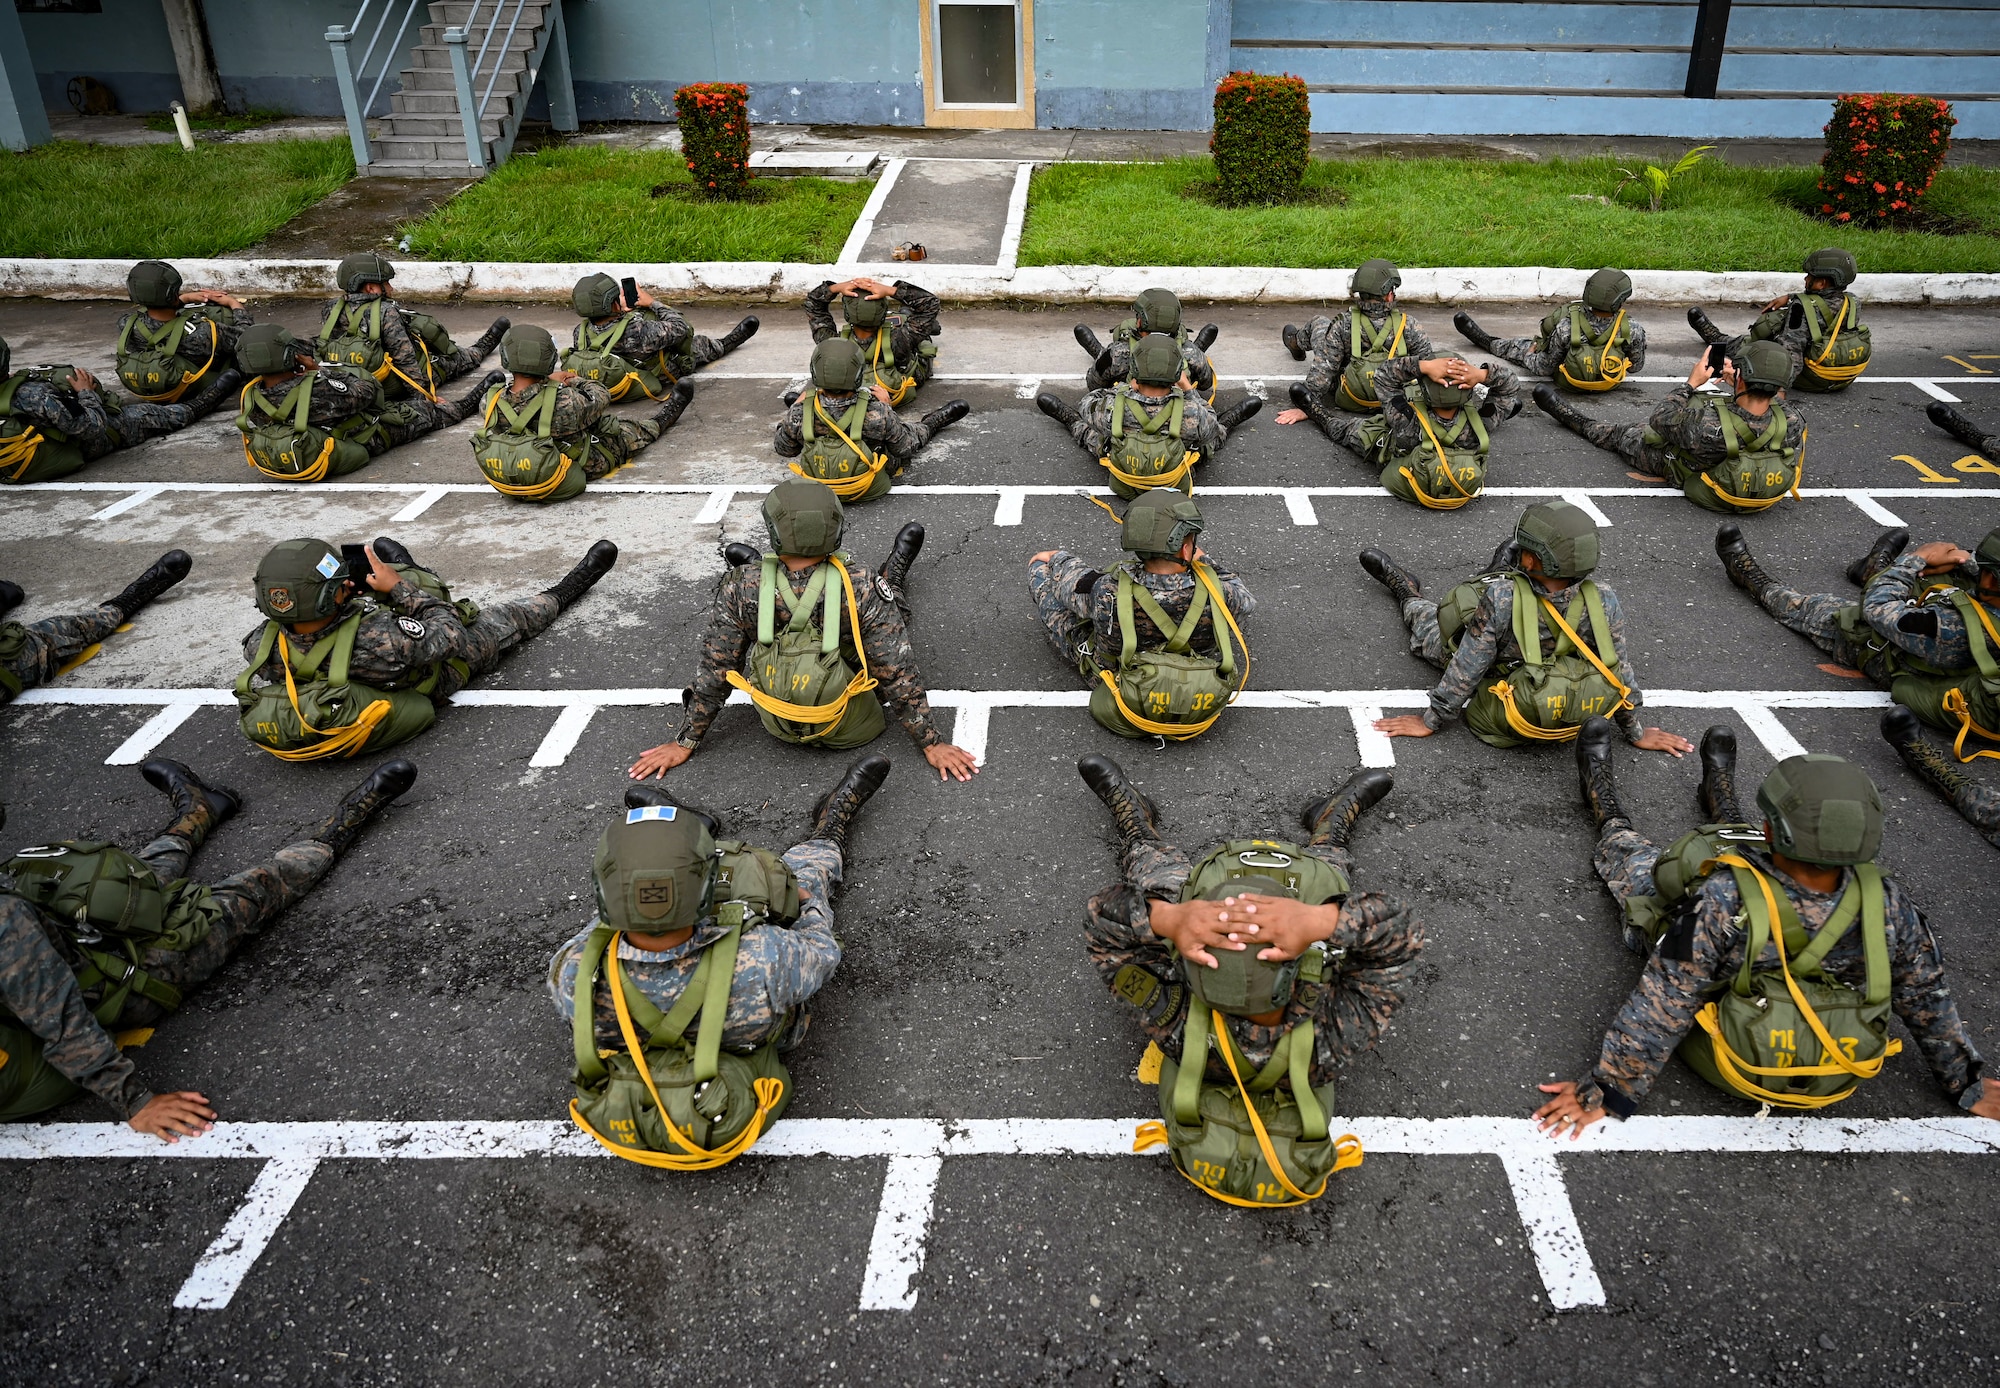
(1913, 380, 1962, 403)
(390, 485, 454, 521)
(834, 156, 908, 268)
(5, 1114, 1991, 1316)
(89, 484, 167, 521)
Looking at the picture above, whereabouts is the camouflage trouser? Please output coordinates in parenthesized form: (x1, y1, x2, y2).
(1490, 337, 1561, 377)
(80, 388, 200, 461)
(1310, 410, 1381, 469)
(772, 836, 843, 1051)
(0, 605, 124, 699)
(1591, 824, 1662, 915)
(1569, 417, 1674, 479)
(1746, 583, 1894, 683)
(366, 396, 465, 455)
(688, 334, 729, 369)
(436, 593, 562, 699)
(1026, 553, 1093, 666)
(1303, 316, 1339, 355)
(1395, 596, 1452, 669)
(1114, 835, 1357, 905)
(583, 415, 664, 481)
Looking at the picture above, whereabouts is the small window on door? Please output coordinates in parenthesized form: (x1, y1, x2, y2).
(935, 0, 1020, 107)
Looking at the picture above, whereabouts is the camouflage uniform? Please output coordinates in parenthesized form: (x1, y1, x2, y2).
(240, 365, 471, 457)
(0, 799, 335, 1121)
(1027, 551, 1256, 670)
(3, 373, 206, 462)
(1399, 573, 1648, 740)
(1085, 336, 1216, 394)
(1085, 836, 1425, 1087)
(239, 577, 559, 702)
(481, 377, 660, 481)
(1069, 387, 1229, 462)
(1577, 829, 1989, 1115)
(114, 303, 254, 374)
(317, 292, 483, 398)
(0, 603, 123, 702)
(805, 279, 942, 359)
(774, 389, 934, 469)
(1736, 294, 1854, 387)
(1313, 355, 1524, 458)
(676, 560, 944, 751)
(1913, 767, 2000, 849)
(574, 305, 725, 379)
(1300, 304, 1439, 409)
(1489, 309, 1648, 378)
(1572, 383, 1807, 481)
(547, 838, 843, 1055)
(1744, 552, 1989, 687)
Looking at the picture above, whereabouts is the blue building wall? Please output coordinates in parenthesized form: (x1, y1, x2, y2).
(1031, 0, 1217, 129)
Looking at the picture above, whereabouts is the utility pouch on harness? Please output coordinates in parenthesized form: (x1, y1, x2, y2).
(1648, 400, 1802, 514)
(0, 368, 90, 483)
(471, 383, 588, 503)
(1100, 386, 1197, 498)
(1453, 577, 1632, 747)
(317, 299, 438, 402)
(568, 912, 793, 1169)
(1363, 399, 1488, 510)
(235, 375, 374, 482)
(563, 314, 678, 402)
(726, 554, 886, 748)
(1551, 304, 1631, 392)
(1334, 309, 1406, 412)
(1617, 822, 1770, 948)
(842, 313, 936, 406)
(1794, 293, 1869, 392)
(115, 308, 221, 403)
(1888, 590, 2000, 762)
(794, 394, 892, 501)
(1088, 563, 1247, 741)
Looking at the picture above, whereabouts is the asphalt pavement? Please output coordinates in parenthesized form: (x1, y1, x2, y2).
(2, 296, 1998, 1386)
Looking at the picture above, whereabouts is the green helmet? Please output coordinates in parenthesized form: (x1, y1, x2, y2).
(1351, 258, 1401, 299)
(236, 323, 310, 376)
(592, 806, 717, 935)
(253, 538, 350, 622)
(1803, 247, 1858, 290)
(499, 324, 559, 376)
(1583, 268, 1633, 313)
(762, 476, 845, 556)
(1971, 528, 2000, 578)
(1735, 340, 1794, 395)
(1181, 875, 1300, 1015)
(1418, 350, 1470, 410)
(335, 252, 395, 294)
(1129, 334, 1183, 387)
(842, 294, 889, 330)
(127, 259, 183, 309)
(1755, 755, 1883, 867)
(1131, 288, 1183, 336)
(1515, 500, 1600, 579)
(571, 272, 623, 318)
(1121, 489, 1204, 558)
(811, 338, 866, 392)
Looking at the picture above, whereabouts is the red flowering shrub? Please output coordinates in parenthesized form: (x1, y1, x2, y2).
(1210, 71, 1309, 206)
(1815, 93, 1954, 224)
(676, 82, 751, 200)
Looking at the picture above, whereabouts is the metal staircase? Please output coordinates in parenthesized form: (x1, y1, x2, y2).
(327, 0, 577, 178)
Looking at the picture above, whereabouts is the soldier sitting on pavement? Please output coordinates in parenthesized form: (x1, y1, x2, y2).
(628, 478, 980, 783)
(1073, 287, 1218, 395)
(314, 252, 507, 403)
(1036, 336, 1258, 499)
(804, 275, 940, 406)
(0, 550, 191, 703)
(553, 755, 889, 1168)
(1275, 257, 1436, 415)
(0, 332, 241, 484)
(472, 324, 692, 503)
(236, 534, 616, 760)
(1028, 490, 1255, 742)
(562, 272, 758, 401)
(1715, 522, 2000, 761)
(1360, 500, 1693, 755)
(1881, 706, 2000, 849)
(113, 259, 252, 404)
(1689, 247, 1870, 394)
(775, 339, 968, 502)
(0, 757, 416, 1133)
(233, 324, 499, 482)
(1537, 340, 1807, 515)
(1534, 720, 1996, 1135)
(1454, 268, 1647, 393)
(1077, 753, 1424, 1206)
(1287, 348, 1522, 510)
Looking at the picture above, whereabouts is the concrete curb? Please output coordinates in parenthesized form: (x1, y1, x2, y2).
(3, 258, 1996, 305)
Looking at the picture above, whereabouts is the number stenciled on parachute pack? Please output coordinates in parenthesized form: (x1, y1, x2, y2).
(763, 662, 778, 683)
(1579, 696, 1608, 716)
(1146, 690, 1170, 714)
(609, 1117, 638, 1144)
(1545, 694, 1567, 719)
(1189, 1158, 1227, 1187)
(1191, 691, 1218, 711)
(146, 372, 161, 386)
(791, 673, 811, 692)
(1838, 1036, 1861, 1060)
(1769, 1027, 1797, 1054)
(278, 450, 295, 468)
(256, 721, 281, 740)
(1254, 1181, 1285, 1202)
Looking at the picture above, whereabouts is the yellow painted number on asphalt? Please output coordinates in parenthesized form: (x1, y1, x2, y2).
(1894, 453, 1998, 484)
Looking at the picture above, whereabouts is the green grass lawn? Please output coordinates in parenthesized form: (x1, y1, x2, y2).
(1019, 156, 2000, 272)
(0, 139, 353, 258)
(404, 146, 871, 262)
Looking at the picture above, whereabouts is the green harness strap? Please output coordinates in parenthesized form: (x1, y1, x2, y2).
(491, 382, 559, 438)
(1802, 293, 1858, 348)
(1419, 399, 1489, 455)
(1947, 591, 2000, 684)
(1717, 403, 1790, 461)
(570, 914, 748, 1087)
(320, 298, 382, 348)
(583, 316, 633, 358)
(76, 940, 183, 1024)
(755, 554, 842, 655)
(1115, 564, 1234, 676)
(1110, 388, 1181, 442)
(232, 611, 365, 703)
(1350, 309, 1404, 360)
(1171, 1005, 1328, 1140)
(1509, 577, 1617, 671)
(118, 309, 211, 364)
(1727, 862, 1890, 1006)
(801, 392, 873, 465)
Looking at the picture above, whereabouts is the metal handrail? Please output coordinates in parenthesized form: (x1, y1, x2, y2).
(478, 2, 531, 122)
(446, 0, 577, 172)
(325, 0, 422, 168)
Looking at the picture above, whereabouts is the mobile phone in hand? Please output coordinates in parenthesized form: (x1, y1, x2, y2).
(620, 277, 639, 309)
(1703, 343, 1730, 374)
(341, 543, 371, 583)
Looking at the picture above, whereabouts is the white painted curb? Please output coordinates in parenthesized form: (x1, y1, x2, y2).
(2, 257, 1995, 305)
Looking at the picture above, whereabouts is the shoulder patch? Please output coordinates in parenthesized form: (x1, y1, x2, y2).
(626, 805, 678, 823)
(874, 574, 896, 602)
(325, 373, 350, 393)
(396, 616, 426, 637)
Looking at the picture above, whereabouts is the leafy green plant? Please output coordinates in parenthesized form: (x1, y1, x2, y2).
(1817, 93, 1955, 224)
(1209, 71, 1310, 206)
(1615, 145, 1714, 212)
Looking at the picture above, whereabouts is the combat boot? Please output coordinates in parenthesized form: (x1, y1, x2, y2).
(369, 536, 420, 570)
(718, 315, 760, 354)
(1074, 324, 1106, 359)
(1281, 324, 1308, 362)
(1302, 768, 1393, 850)
(878, 522, 925, 598)
(1687, 306, 1729, 346)
(0, 579, 22, 618)
(1287, 381, 1337, 432)
(1714, 523, 1779, 600)
(543, 540, 619, 611)
(652, 378, 695, 430)
(444, 369, 504, 422)
(1215, 396, 1262, 431)
(1846, 525, 1909, 586)
(721, 541, 760, 569)
(1359, 548, 1423, 608)
(468, 316, 512, 363)
(919, 400, 969, 436)
(1532, 383, 1595, 436)
(106, 549, 192, 623)
(1036, 393, 1081, 430)
(623, 783, 721, 836)
(1487, 536, 1522, 573)
(181, 368, 244, 420)
(1194, 324, 1219, 352)
(141, 758, 241, 833)
(1093, 347, 1119, 381)
(1575, 716, 1631, 835)
(312, 759, 418, 856)
(1077, 754, 1162, 852)
(1697, 725, 1745, 823)
(1882, 705, 1972, 800)
(809, 752, 892, 856)
(1453, 310, 1497, 352)
(782, 387, 802, 409)
(1927, 401, 1997, 454)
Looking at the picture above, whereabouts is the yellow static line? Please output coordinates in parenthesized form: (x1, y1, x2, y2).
(54, 622, 135, 677)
